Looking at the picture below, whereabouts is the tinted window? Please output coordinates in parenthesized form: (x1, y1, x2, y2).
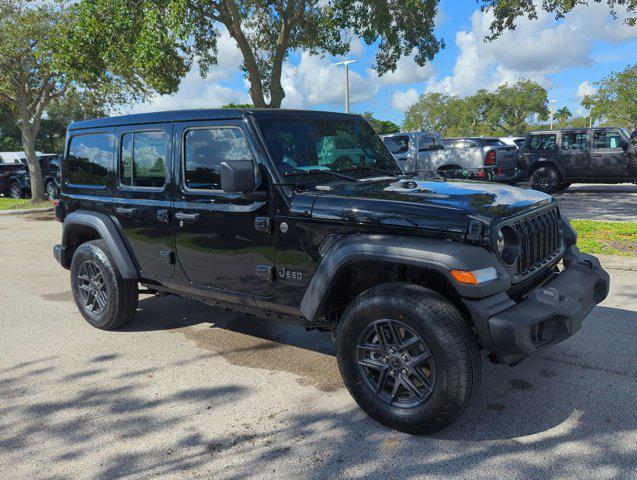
(513, 139, 526, 148)
(383, 135, 409, 154)
(528, 134, 557, 151)
(561, 132, 588, 150)
(418, 135, 435, 151)
(482, 139, 506, 146)
(67, 133, 114, 186)
(259, 118, 399, 175)
(593, 130, 624, 149)
(120, 131, 168, 188)
(184, 127, 252, 190)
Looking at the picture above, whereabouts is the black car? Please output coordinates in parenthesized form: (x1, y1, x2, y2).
(52, 109, 609, 434)
(520, 127, 636, 193)
(7, 155, 62, 199)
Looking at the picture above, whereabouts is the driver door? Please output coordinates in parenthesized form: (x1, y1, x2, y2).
(173, 120, 275, 296)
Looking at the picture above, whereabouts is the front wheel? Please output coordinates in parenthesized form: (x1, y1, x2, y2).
(45, 180, 59, 200)
(336, 283, 481, 434)
(70, 239, 138, 330)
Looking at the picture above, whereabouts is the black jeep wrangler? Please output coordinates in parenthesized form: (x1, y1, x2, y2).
(53, 109, 610, 434)
(520, 127, 637, 193)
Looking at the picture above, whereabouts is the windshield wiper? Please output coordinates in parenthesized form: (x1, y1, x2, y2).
(336, 165, 400, 177)
(282, 169, 357, 182)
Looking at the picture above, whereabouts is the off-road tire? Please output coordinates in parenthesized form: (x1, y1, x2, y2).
(9, 182, 23, 199)
(45, 180, 59, 200)
(70, 239, 138, 330)
(531, 165, 562, 193)
(336, 283, 481, 435)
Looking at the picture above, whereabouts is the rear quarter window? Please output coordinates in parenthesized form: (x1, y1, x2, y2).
(67, 133, 114, 186)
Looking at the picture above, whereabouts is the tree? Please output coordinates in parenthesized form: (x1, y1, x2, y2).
(555, 106, 572, 125)
(0, 104, 22, 151)
(0, 1, 69, 200)
(59, 0, 444, 109)
(480, 1, 636, 40)
(402, 80, 547, 136)
(581, 63, 637, 129)
(221, 103, 254, 109)
(360, 112, 400, 135)
(402, 93, 468, 134)
(38, 88, 111, 153)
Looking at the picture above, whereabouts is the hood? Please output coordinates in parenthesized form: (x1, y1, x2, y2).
(307, 178, 552, 234)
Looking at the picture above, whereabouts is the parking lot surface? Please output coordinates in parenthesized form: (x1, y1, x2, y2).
(0, 213, 636, 480)
(548, 183, 637, 221)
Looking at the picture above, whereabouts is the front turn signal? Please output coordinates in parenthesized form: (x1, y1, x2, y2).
(450, 267, 497, 285)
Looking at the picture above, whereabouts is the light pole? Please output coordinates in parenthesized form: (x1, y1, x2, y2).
(549, 99, 558, 130)
(335, 60, 357, 114)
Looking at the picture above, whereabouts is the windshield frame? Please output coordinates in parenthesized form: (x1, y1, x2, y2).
(254, 114, 403, 185)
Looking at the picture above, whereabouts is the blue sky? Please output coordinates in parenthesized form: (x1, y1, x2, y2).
(130, 1, 637, 126)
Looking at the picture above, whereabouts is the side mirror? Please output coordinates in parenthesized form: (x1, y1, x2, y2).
(220, 159, 256, 193)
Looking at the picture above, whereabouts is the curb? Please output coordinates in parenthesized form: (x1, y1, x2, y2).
(0, 207, 54, 216)
(597, 254, 637, 271)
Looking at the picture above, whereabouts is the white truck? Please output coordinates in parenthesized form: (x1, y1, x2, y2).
(381, 133, 520, 183)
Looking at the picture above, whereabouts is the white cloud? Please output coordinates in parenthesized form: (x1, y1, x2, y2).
(576, 80, 596, 99)
(391, 88, 420, 112)
(426, 2, 637, 97)
(375, 55, 435, 85)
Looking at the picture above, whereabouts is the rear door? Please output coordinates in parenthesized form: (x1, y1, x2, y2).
(559, 130, 589, 176)
(590, 129, 629, 177)
(172, 120, 274, 296)
(113, 124, 174, 278)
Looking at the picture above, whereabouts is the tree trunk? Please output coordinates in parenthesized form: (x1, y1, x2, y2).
(21, 125, 45, 202)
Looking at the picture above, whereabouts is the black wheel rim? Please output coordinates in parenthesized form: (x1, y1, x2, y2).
(534, 173, 551, 190)
(77, 260, 108, 314)
(356, 319, 435, 408)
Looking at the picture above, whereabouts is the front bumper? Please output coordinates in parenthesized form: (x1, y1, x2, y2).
(463, 251, 610, 365)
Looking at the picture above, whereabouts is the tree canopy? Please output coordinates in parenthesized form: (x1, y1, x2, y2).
(479, 0, 636, 40)
(360, 112, 400, 135)
(581, 63, 637, 129)
(402, 80, 548, 136)
(58, 0, 444, 109)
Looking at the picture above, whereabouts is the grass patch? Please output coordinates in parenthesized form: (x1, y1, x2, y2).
(0, 198, 53, 211)
(571, 220, 637, 256)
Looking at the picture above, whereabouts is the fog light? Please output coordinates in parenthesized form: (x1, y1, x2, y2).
(450, 267, 498, 285)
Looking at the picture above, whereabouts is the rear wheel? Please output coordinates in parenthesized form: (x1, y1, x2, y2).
(531, 165, 561, 193)
(70, 239, 138, 330)
(9, 182, 23, 199)
(336, 283, 480, 434)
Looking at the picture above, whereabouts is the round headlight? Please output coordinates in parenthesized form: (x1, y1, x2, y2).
(496, 225, 520, 266)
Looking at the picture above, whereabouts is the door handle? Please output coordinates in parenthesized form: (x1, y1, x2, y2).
(174, 212, 200, 222)
(116, 207, 137, 216)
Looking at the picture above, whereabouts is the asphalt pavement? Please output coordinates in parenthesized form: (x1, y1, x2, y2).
(0, 212, 635, 480)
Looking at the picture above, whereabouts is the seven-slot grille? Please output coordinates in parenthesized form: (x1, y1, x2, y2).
(510, 205, 562, 275)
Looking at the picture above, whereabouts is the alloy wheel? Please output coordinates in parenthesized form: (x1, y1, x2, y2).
(77, 260, 108, 314)
(356, 319, 435, 408)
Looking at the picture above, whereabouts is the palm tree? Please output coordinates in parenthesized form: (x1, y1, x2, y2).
(555, 106, 572, 125)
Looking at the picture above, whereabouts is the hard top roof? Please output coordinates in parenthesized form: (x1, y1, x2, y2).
(68, 108, 362, 130)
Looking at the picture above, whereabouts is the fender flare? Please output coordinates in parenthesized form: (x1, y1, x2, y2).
(299, 234, 511, 323)
(528, 158, 566, 177)
(61, 210, 138, 279)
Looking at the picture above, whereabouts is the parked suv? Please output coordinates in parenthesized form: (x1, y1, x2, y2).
(521, 127, 636, 193)
(53, 109, 609, 434)
(8, 154, 62, 199)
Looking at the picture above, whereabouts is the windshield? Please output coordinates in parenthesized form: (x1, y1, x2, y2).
(257, 117, 401, 177)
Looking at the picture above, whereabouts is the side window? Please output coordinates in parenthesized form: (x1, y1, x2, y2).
(561, 132, 588, 150)
(418, 135, 435, 151)
(383, 136, 409, 154)
(528, 134, 557, 151)
(183, 127, 253, 191)
(119, 130, 168, 188)
(67, 133, 114, 186)
(593, 130, 624, 149)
